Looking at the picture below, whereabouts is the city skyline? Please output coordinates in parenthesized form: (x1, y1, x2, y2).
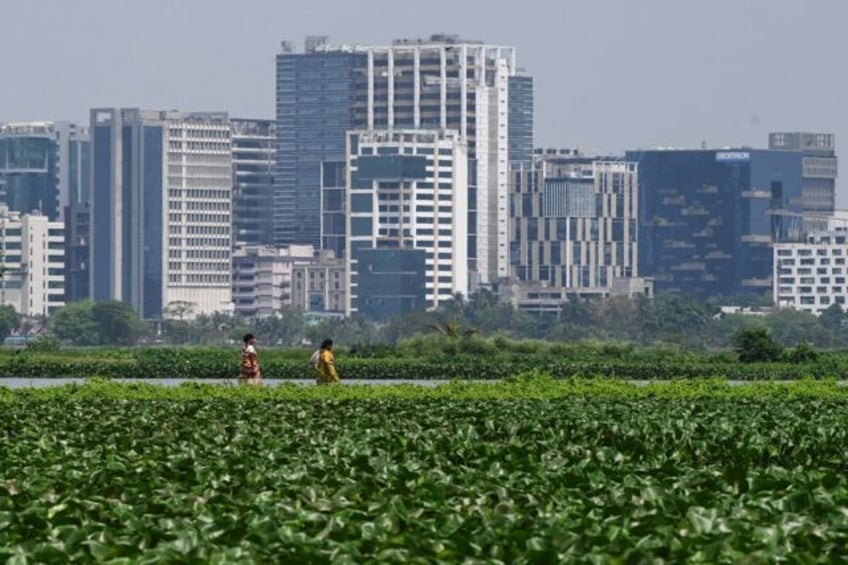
(0, 0, 844, 198)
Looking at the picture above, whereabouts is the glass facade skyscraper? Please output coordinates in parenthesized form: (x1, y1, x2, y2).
(232, 118, 275, 247)
(275, 41, 364, 247)
(625, 149, 805, 299)
(508, 73, 534, 165)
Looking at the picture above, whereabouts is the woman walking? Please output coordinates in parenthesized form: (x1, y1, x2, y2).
(239, 333, 261, 386)
(314, 338, 340, 385)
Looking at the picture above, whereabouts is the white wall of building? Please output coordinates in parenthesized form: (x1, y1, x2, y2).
(344, 129, 468, 316)
(232, 244, 315, 318)
(356, 39, 516, 287)
(774, 231, 848, 315)
(164, 113, 233, 316)
(0, 207, 64, 316)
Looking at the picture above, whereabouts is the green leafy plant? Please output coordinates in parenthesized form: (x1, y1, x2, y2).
(3, 381, 848, 561)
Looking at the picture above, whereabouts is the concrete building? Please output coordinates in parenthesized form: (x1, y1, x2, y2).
(774, 230, 848, 315)
(0, 206, 65, 316)
(500, 277, 654, 315)
(232, 118, 275, 247)
(353, 35, 516, 288)
(625, 148, 805, 299)
(290, 249, 346, 314)
(276, 34, 530, 288)
(232, 244, 315, 318)
(768, 132, 837, 228)
(345, 129, 469, 318)
(90, 108, 232, 319)
(0, 121, 90, 220)
(509, 150, 640, 293)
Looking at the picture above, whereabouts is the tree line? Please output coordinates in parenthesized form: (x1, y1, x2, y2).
(5, 292, 848, 352)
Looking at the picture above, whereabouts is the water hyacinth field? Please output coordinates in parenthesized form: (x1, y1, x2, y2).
(3, 378, 848, 562)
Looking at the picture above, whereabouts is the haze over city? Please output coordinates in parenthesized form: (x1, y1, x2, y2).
(1, 0, 845, 200)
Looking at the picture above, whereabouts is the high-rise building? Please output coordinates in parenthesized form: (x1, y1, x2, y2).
(768, 132, 837, 227)
(625, 148, 805, 299)
(232, 118, 275, 247)
(63, 202, 90, 302)
(0, 206, 65, 316)
(354, 35, 517, 288)
(345, 129, 468, 318)
(90, 108, 232, 319)
(0, 121, 90, 220)
(276, 34, 529, 288)
(275, 39, 364, 247)
(509, 150, 639, 291)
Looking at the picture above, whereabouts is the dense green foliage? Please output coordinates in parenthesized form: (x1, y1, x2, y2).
(0, 304, 21, 339)
(733, 327, 784, 363)
(50, 301, 146, 346)
(3, 379, 848, 561)
(1, 339, 847, 380)
(43, 292, 848, 351)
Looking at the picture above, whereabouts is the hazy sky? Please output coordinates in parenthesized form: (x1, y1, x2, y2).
(1, 0, 845, 199)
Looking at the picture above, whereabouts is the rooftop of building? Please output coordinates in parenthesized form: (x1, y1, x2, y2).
(91, 108, 230, 126)
(391, 34, 485, 46)
(0, 121, 89, 136)
(281, 34, 515, 54)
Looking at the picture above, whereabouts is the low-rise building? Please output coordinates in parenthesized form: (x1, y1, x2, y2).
(232, 244, 314, 318)
(291, 250, 346, 314)
(499, 277, 653, 315)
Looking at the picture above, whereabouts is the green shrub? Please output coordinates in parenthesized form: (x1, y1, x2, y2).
(734, 327, 783, 363)
(785, 342, 819, 364)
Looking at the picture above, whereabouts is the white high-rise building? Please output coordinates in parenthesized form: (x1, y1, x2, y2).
(309, 34, 517, 288)
(0, 206, 65, 316)
(90, 109, 232, 319)
(344, 129, 468, 318)
(361, 36, 512, 288)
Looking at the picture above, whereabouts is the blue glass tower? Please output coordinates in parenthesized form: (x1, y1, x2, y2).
(90, 109, 165, 318)
(625, 149, 804, 299)
(274, 41, 364, 247)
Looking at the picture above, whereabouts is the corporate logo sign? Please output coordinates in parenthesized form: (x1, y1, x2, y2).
(715, 151, 751, 162)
